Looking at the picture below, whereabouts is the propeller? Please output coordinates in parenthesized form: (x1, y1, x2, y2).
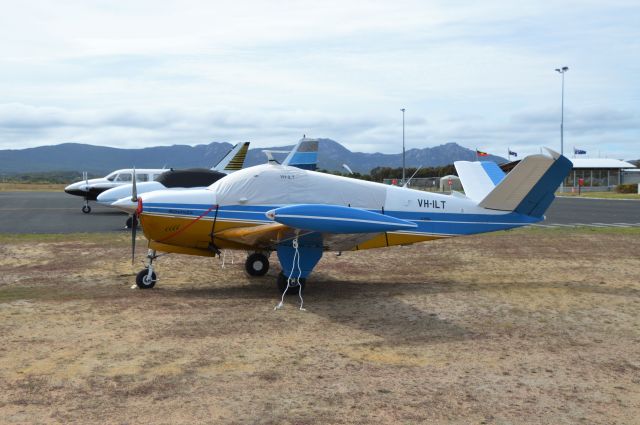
(131, 168, 138, 265)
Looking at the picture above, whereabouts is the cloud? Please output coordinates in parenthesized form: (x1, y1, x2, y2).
(0, 1, 638, 160)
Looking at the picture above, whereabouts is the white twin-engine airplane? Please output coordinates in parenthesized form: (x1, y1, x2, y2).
(64, 142, 250, 213)
(114, 149, 572, 303)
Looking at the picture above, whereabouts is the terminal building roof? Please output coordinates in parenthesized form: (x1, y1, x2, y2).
(499, 157, 636, 173)
(569, 158, 636, 169)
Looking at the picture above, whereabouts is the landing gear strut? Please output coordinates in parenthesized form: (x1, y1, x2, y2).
(82, 199, 91, 214)
(136, 249, 157, 289)
(245, 252, 269, 276)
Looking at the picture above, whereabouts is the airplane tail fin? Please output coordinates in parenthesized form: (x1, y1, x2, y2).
(478, 149, 572, 218)
(212, 142, 250, 172)
(454, 160, 506, 202)
(282, 138, 319, 170)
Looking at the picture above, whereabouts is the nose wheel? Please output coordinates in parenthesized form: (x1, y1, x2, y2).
(82, 200, 91, 214)
(135, 249, 158, 289)
(136, 269, 157, 289)
(245, 252, 270, 276)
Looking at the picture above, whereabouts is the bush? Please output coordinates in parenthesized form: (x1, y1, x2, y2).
(616, 184, 638, 193)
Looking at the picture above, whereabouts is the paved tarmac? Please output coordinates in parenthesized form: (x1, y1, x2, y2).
(0, 192, 128, 233)
(0, 192, 638, 234)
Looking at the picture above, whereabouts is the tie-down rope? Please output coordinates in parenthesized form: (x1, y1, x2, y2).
(274, 237, 305, 311)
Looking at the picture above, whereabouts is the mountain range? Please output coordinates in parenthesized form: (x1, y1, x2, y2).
(0, 139, 506, 175)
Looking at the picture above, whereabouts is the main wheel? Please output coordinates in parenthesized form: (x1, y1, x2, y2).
(245, 253, 269, 276)
(82, 205, 91, 214)
(277, 272, 305, 295)
(136, 269, 157, 289)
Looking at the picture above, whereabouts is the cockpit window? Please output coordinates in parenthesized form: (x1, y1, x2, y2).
(115, 173, 132, 182)
(106, 172, 118, 182)
(135, 174, 149, 182)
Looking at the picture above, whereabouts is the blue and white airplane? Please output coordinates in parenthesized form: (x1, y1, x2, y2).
(113, 148, 571, 299)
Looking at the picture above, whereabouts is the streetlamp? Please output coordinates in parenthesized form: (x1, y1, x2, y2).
(555, 66, 569, 157)
(401, 108, 405, 184)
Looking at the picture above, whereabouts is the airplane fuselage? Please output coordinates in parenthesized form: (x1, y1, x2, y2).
(127, 164, 540, 257)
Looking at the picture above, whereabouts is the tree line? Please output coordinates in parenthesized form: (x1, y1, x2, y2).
(317, 164, 457, 182)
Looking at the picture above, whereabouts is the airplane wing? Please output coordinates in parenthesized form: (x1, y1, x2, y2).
(212, 142, 250, 173)
(213, 204, 417, 251)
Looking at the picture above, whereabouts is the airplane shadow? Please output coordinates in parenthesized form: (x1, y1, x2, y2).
(169, 276, 477, 346)
(165, 274, 639, 345)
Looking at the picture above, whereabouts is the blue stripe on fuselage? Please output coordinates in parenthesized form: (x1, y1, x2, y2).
(141, 203, 541, 236)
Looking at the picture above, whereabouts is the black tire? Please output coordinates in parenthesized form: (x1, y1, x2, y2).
(245, 253, 269, 277)
(125, 216, 138, 229)
(277, 272, 305, 295)
(136, 269, 157, 289)
(82, 205, 91, 214)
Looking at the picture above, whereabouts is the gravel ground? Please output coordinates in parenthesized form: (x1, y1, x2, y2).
(0, 228, 639, 424)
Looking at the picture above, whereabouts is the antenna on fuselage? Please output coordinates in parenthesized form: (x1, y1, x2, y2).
(402, 165, 423, 188)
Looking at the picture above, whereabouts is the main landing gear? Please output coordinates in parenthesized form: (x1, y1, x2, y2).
(245, 252, 270, 276)
(136, 249, 158, 289)
(82, 199, 91, 214)
(277, 272, 305, 295)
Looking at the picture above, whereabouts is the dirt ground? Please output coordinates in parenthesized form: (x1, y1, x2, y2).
(0, 228, 639, 424)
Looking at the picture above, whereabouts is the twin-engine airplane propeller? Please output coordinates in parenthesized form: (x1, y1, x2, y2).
(114, 148, 572, 302)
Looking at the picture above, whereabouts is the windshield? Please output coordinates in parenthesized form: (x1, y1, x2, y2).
(115, 173, 132, 182)
(105, 172, 118, 181)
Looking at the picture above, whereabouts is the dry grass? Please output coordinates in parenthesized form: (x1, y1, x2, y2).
(0, 183, 66, 192)
(0, 229, 639, 424)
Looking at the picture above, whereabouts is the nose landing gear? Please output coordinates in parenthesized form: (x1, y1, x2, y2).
(82, 199, 92, 214)
(136, 249, 158, 289)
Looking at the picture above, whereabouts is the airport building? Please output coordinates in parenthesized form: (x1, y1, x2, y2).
(562, 158, 637, 189)
(501, 158, 637, 191)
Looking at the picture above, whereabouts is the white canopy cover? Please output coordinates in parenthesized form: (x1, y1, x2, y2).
(209, 164, 387, 208)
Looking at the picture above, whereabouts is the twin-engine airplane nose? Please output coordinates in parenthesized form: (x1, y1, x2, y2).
(112, 188, 217, 214)
(111, 197, 138, 213)
(64, 181, 89, 196)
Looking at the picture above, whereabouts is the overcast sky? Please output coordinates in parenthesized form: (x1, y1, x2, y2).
(1, 0, 638, 159)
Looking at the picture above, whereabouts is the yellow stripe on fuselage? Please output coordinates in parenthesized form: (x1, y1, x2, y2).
(140, 213, 448, 254)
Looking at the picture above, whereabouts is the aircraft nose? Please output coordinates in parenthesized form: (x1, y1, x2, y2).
(64, 181, 87, 195)
(111, 197, 138, 213)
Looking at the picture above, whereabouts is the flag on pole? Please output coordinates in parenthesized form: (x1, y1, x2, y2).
(476, 149, 489, 157)
(508, 149, 517, 157)
(574, 148, 587, 155)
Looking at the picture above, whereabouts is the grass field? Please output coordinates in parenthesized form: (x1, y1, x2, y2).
(0, 183, 66, 192)
(0, 228, 639, 424)
(557, 191, 640, 200)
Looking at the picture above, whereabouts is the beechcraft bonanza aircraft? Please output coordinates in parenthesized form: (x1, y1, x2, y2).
(64, 142, 250, 213)
(113, 148, 571, 304)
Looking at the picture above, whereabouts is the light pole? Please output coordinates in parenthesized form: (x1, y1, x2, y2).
(401, 108, 405, 184)
(555, 66, 568, 192)
(555, 66, 569, 157)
